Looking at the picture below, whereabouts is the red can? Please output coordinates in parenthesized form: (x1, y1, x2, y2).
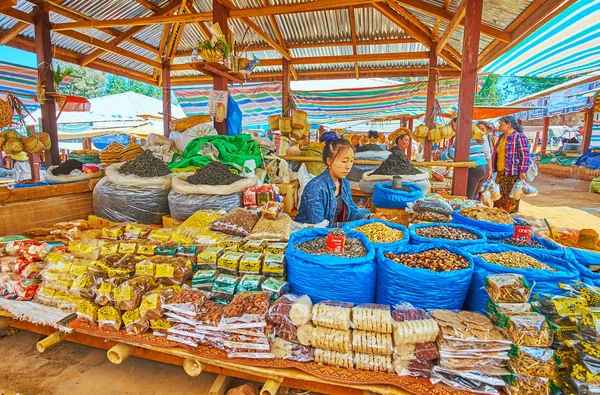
(326, 229, 346, 253)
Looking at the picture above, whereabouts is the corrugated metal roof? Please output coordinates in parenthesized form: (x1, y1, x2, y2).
(291, 46, 354, 58)
(355, 7, 407, 41)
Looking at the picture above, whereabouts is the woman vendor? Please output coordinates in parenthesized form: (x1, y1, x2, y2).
(296, 137, 390, 226)
(492, 115, 532, 213)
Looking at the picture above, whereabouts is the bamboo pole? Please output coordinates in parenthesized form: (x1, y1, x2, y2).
(261, 379, 282, 395)
(37, 331, 66, 353)
(107, 343, 135, 364)
(279, 155, 476, 168)
(183, 358, 206, 377)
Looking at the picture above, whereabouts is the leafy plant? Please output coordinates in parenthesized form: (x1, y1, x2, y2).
(52, 63, 77, 93)
(198, 39, 214, 51)
(214, 36, 230, 58)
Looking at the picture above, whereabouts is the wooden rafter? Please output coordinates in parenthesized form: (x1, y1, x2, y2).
(241, 17, 292, 61)
(80, 1, 181, 66)
(52, 12, 211, 31)
(349, 6, 359, 79)
(373, 3, 461, 69)
(262, 0, 298, 80)
(0, 8, 33, 24)
(432, 0, 452, 37)
(0, 0, 16, 12)
(184, 4, 212, 40)
(166, 0, 188, 61)
(394, 0, 510, 42)
(478, 0, 576, 68)
(155, 23, 172, 83)
(0, 22, 26, 45)
(34, 0, 158, 54)
(435, 0, 466, 56)
(134, 0, 161, 13)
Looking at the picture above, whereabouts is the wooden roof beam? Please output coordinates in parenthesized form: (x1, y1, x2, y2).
(0, 0, 16, 12)
(52, 11, 211, 30)
(80, 1, 181, 66)
(0, 7, 33, 24)
(134, 0, 161, 13)
(394, 0, 510, 42)
(478, 0, 576, 68)
(241, 17, 292, 61)
(228, 0, 380, 18)
(0, 22, 26, 45)
(374, 3, 461, 69)
(349, 6, 359, 79)
(166, 0, 188, 60)
(435, 0, 466, 56)
(432, 0, 452, 37)
(155, 23, 172, 83)
(261, 0, 298, 80)
(184, 4, 212, 40)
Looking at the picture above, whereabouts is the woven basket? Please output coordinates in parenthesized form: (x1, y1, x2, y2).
(292, 110, 308, 129)
(268, 114, 280, 131)
(23, 135, 44, 154)
(290, 128, 304, 140)
(0, 99, 13, 128)
(0, 134, 5, 151)
(238, 57, 252, 70)
(3, 138, 23, 155)
(303, 123, 311, 138)
(36, 132, 51, 149)
(279, 117, 292, 135)
(4, 129, 20, 141)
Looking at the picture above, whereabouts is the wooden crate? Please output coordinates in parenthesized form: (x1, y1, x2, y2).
(275, 181, 299, 215)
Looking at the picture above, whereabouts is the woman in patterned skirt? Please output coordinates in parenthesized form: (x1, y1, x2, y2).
(492, 116, 531, 213)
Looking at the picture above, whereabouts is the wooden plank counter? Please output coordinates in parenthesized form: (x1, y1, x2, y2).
(0, 179, 100, 236)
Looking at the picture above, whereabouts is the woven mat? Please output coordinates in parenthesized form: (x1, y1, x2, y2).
(74, 322, 467, 395)
(0, 299, 73, 332)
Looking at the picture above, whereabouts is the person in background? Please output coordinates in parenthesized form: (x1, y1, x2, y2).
(295, 138, 390, 226)
(390, 132, 411, 154)
(367, 130, 379, 143)
(492, 115, 531, 213)
(448, 116, 493, 200)
(10, 152, 32, 183)
(477, 121, 498, 150)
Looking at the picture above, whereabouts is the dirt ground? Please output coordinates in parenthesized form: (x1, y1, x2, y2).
(522, 173, 600, 232)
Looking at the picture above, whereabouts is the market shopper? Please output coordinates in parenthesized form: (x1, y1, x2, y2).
(295, 138, 390, 225)
(477, 121, 498, 151)
(492, 115, 531, 213)
(10, 152, 31, 183)
(390, 133, 410, 154)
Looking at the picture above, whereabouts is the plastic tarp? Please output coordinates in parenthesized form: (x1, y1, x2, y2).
(226, 95, 242, 136)
(452, 210, 515, 239)
(93, 178, 170, 225)
(375, 243, 474, 310)
(343, 219, 409, 251)
(575, 149, 600, 170)
(565, 247, 600, 286)
(287, 228, 376, 304)
(409, 223, 487, 247)
(168, 134, 263, 172)
(463, 244, 580, 313)
(371, 182, 423, 209)
(168, 190, 241, 222)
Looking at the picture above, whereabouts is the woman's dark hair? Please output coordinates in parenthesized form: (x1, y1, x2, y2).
(395, 134, 409, 145)
(367, 130, 379, 140)
(322, 138, 355, 165)
(319, 131, 338, 143)
(499, 116, 523, 133)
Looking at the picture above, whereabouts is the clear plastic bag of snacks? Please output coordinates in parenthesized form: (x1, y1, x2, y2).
(98, 305, 122, 332)
(94, 277, 127, 306)
(247, 213, 292, 241)
(394, 357, 433, 378)
(272, 337, 313, 362)
(508, 345, 558, 378)
(113, 276, 153, 311)
(313, 349, 353, 369)
(209, 208, 259, 237)
(139, 287, 177, 321)
(502, 313, 553, 347)
(122, 308, 149, 335)
(352, 330, 393, 355)
(504, 373, 550, 395)
(312, 301, 353, 330)
(152, 256, 193, 285)
(268, 294, 313, 326)
(261, 277, 289, 301)
(353, 304, 393, 334)
(76, 300, 99, 324)
(577, 310, 600, 343)
(70, 272, 101, 300)
(221, 292, 270, 328)
(485, 274, 533, 303)
(311, 326, 352, 353)
(431, 366, 504, 395)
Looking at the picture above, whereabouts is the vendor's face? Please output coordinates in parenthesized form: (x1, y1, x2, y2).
(478, 124, 488, 134)
(327, 147, 354, 179)
(398, 136, 410, 150)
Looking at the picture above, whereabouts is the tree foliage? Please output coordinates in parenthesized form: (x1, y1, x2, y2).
(59, 62, 108, 98)
(475, 74, 568, 106)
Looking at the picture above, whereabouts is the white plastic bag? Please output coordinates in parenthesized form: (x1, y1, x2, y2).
(169, 123, 217, 152)
(509, 180, 525, 200)
(526, 162, 538, 183)
(296, 163, 315, 209)
(45, 167, 103, 184)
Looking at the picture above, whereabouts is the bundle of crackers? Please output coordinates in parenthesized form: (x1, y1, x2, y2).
(119, 144, 144, 162)
(431, 309, 512, 393)
(100, 142, 125, 165)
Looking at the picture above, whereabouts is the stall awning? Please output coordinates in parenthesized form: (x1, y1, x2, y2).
(484, 0, 600, 77)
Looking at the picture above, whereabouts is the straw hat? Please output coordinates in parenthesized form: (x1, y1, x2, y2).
(10, 152, 28, 161)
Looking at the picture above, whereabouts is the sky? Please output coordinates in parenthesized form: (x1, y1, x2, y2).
(0, 45, 397, 91)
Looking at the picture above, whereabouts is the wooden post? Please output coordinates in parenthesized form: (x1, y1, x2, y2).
(162, 60, 171, 138)
(532, 131, 540, 153)
(318, 125, 325, 140)
(424, 45, 437, 161)
(282, 58, 291, 117)
(407, 117, 414, 160)
(541, 116, 550, 156)
(213, 0, 228, 135)
(33, 5, 59, 167)
(582, 104, 594, 154)
(452, 0, 483, 197)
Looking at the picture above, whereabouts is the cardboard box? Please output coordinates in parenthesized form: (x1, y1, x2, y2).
(275, 180, 299, 215)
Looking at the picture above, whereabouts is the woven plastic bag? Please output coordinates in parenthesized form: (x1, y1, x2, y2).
(168, 190, 241, 222)
(93, 178, 170, 224)
(171, 172, 257, 195)
(375, 244, 474, 310)
(452, 210, 515, 239)
(408, 223, 487, 247)
(565, 247, 600, 287)
(371, 182, 424, 209)
(463, 244, 580, 313)
(287, 228, 376, 304)
(105, 163, 172, 189)
(343, 219, 409, 250)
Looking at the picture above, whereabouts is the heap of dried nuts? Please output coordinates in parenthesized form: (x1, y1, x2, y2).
(496, 238, 547, 249)
(385, 249, 469, 272)
(354, 222, 404, 244)
(477, 252, 557, 271)
(415, 226, 479, 241)
(296, 236, 367, 258)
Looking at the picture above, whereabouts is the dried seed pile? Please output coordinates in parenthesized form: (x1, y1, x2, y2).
(372, 150, 420, 176)
(385, 249, 469, 272)
(296, 237, 367, 258)
(354, 222, 404, 244)
(496, 238, 547, 249)
(187, 161, 242, 185)
(356, 144, 384, 153)
(52, 159, 84, 175)
(415, 226, 480, 241)
(118, 150, 171, 178)
(477, 252, 557, 271)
